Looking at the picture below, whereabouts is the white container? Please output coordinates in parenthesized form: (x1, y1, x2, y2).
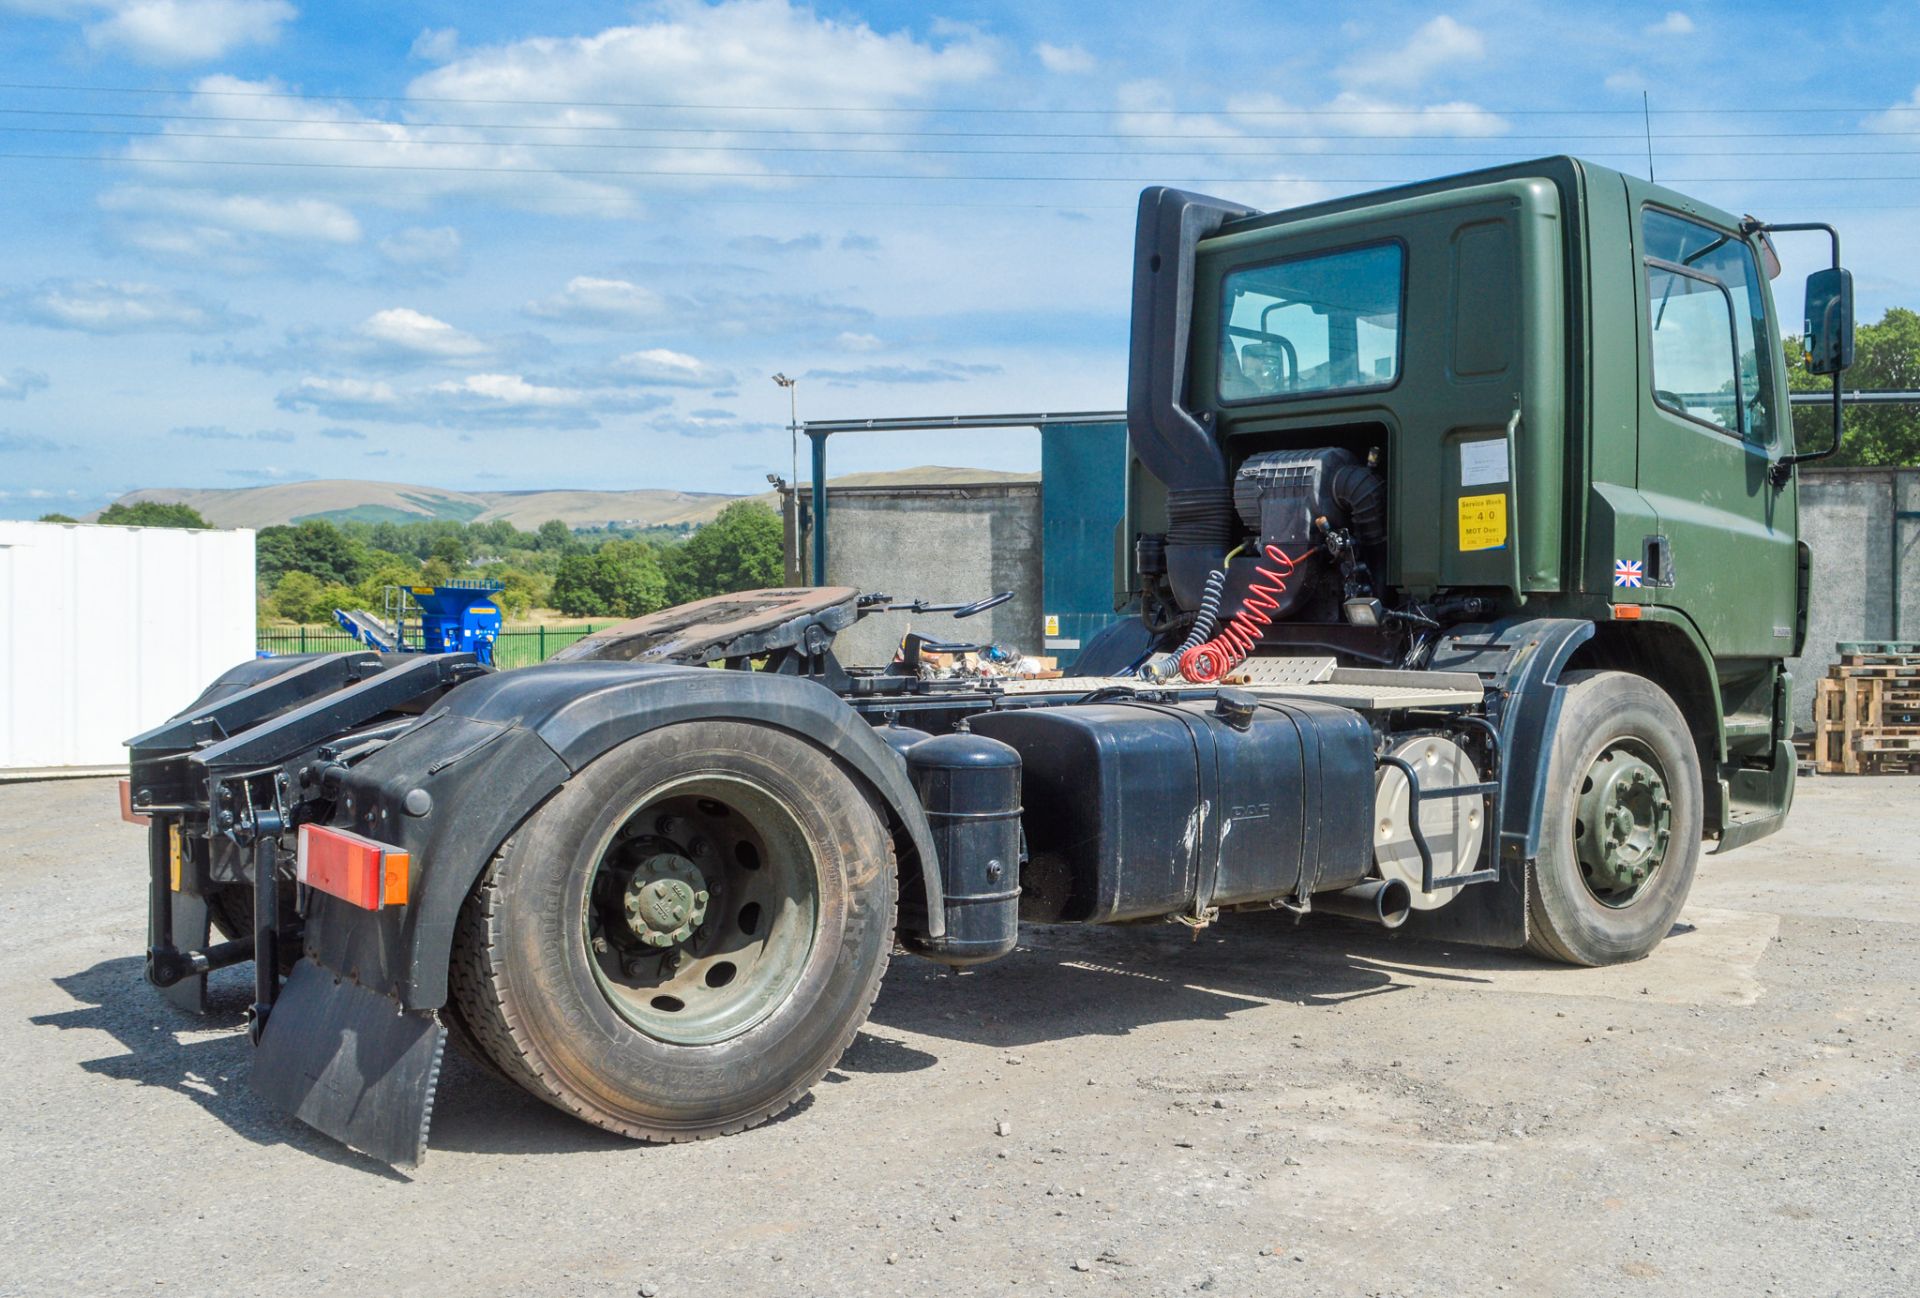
(0, 520, 256, 777)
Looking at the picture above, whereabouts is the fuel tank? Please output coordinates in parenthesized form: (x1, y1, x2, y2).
(969, 692, 1375, 924)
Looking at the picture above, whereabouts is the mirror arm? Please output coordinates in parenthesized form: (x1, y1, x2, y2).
(1749, 221, 1846, 487)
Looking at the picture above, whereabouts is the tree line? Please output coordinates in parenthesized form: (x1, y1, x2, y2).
(41, 499, 785, 624)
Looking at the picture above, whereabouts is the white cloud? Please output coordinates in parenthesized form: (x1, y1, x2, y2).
(835, 332, 885, 353)
(196, 308, 538, 373)
(83, 1, 296, 65)
(378, 226, 464, 272)
(0, 432, 69, 453)
(410, 25, 458, 61)
(805, 359, 1002, 388)
(598, 348, 737, 388)
(358, 308, 492, 361)
(99, 187, 360, 244)
(526, 276, 669, 325)
(1035, 42, 1094, 74)
(528, 274, 870, 338)
(1647, 11, 1694, 36)
(277, 372, 670, 429)
(0, 368, 50, 401)
(411, 1, 995, 135)
(2, 278, 251, 334)
(1336, 15, 1485, 91)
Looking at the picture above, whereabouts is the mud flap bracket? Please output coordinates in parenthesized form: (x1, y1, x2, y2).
(251, 958, 446, 1167)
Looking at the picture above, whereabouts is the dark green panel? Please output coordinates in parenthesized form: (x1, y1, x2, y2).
(1194, 175, 1565, 598)
(1041, 421, 1132, 670)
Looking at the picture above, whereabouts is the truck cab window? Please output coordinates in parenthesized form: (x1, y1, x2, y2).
(1641, 207, 1777, 444)
(1218, 243, 1402, 402)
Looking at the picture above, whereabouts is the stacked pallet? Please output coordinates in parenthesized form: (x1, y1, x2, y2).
(1810, 642, 1920, 774)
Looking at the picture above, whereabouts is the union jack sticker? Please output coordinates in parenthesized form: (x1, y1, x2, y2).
(1613, 559, 1644, 588)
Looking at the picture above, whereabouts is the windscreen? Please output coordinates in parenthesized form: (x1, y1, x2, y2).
(1218, 243, 1403, 402)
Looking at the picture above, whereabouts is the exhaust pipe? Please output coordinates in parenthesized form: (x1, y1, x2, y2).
(1314, 878, 1412, 930)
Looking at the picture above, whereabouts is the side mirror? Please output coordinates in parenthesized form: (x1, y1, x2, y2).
(1803, 267, 1855, 375)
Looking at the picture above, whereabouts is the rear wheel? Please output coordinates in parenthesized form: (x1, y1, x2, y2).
(1525, 670, 1703, 966)
(448, 721, 895, 1140)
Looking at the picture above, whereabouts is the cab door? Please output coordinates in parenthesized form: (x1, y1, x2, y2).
(1626, 184, 1798, 660)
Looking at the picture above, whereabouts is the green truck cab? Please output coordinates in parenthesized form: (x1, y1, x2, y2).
(1127, 156, 1850, 859)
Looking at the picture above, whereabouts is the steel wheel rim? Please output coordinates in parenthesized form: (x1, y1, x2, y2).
(583, 773, 820, 1046)
(1572, 739, 1673, 909)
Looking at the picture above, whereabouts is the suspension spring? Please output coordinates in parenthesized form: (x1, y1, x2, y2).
(1177, 544, 1302, 684)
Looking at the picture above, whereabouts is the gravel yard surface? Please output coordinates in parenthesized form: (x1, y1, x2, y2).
(1, 774, 1914, 1297)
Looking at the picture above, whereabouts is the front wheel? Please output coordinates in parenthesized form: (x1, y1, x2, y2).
(1525, 670, 1703, 966)
(448, 721, 896, 1140)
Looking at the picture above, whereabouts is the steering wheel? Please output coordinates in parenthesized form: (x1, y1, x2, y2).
(952, 590, 1014, 619)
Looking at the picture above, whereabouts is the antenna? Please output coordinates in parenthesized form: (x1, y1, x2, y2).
(1642, 91, 1656, 183)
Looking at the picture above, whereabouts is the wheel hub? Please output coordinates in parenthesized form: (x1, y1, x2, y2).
(1576, 749, 1672, 896)
(624, 853, 709, 947)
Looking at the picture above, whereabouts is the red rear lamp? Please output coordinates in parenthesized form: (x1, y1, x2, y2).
(297, 824, 410, 910)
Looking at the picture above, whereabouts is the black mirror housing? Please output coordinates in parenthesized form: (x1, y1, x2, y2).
(1804, 266, 1855, 375)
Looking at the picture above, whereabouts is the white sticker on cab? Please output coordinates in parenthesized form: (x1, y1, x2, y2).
(1460, 438, 1510, 487)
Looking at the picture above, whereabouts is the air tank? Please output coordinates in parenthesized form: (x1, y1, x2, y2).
(905, 730, 1023, 965)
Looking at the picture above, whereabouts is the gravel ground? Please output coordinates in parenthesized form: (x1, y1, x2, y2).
(1, 773, 1915, 1297)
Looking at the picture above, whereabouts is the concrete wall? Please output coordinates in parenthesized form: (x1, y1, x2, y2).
(0, 520, 256, 776)
(1789, 466, 1920, 731)
(783, 483, 1042, 668)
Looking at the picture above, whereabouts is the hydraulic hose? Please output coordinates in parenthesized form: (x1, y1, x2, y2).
(1171, 564, 1230, 659)
(1177, 543, 1305, 683)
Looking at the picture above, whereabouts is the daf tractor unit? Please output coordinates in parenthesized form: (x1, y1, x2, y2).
(123, 157, 1852, 1164)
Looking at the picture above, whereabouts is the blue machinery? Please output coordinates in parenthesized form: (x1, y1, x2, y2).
(334, 580, 505, 665)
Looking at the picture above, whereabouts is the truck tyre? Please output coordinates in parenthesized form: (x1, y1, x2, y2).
(1525, 670, 1702, 966)
(447, 721, 896, 1141)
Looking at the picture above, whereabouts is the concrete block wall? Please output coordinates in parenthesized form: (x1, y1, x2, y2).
(784, 483, 1043, 669)
(1789, 466, 1920, 732)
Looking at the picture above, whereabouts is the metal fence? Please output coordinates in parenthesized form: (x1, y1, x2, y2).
(256, 624, 603, 669)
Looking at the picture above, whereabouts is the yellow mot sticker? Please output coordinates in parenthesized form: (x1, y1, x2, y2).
(1458, 493, 1508, 551)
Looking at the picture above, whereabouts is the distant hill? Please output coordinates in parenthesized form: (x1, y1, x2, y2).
(97, 467, 1038, 531)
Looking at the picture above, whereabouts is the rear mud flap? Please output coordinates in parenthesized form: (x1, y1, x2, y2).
(1400, 857, 1531, 949)
(251, 958, 446, 1167)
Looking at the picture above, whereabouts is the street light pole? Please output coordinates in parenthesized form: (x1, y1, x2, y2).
(771, 372, 800, 581)
(771, 372, 798, 488)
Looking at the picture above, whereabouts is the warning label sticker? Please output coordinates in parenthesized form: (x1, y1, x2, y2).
(1044, 614, 1060, 637)
(1458, 493, 1508, 551)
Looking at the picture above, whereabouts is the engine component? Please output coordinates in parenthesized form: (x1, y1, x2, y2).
(970, 697, 1374, 925)
(1372, 734, 1485, 910)
(905, 732, 1024, 965)
(1233, 447, 1387, 546)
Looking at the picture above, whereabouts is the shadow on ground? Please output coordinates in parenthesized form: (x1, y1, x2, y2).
(34, 912, 1652, 1170)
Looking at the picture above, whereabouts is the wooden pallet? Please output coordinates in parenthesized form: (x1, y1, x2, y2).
(1812, 674, 1920, 774)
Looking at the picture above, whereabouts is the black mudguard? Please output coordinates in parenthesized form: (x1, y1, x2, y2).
(1402, 616, 1596, 949)
(308, 660, 945, 1011)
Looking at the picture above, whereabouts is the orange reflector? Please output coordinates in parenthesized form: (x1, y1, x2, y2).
(297, 823, 410, 911)
(1611, 604, 1643, 620)
(118, 779, 151, 826)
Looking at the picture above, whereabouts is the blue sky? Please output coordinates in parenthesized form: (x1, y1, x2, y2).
(2, 0, 1918, 516)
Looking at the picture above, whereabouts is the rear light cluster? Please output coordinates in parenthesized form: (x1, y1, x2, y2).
(297, 824, 410, 910)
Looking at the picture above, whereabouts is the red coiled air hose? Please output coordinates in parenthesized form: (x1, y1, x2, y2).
(1176, 543, 1302, 683)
